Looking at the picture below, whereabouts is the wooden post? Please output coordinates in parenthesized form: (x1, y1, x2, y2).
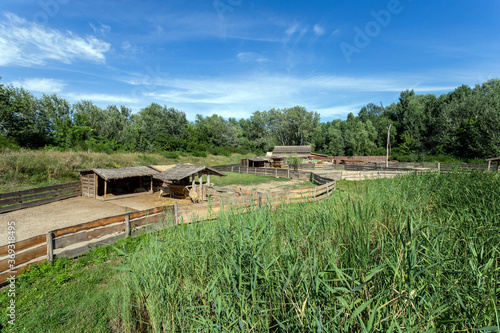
(247, 166, 249, 174)
(125, 214, 131, 237)
(239, 166, 241, 173)
(46, 232, 54, 263)
(255, 167, 257, 175)
(276, 168, 278, 178)
(207, 174, 211, 186)
(287, 189, 290, 204)
(437, 163, 441, 173)
(231, 166, 234, 173)
(94, 174, 97, 198)
(192, 175, 195, 191)
(326, 182, 329, 196)
(314, 186, 317, 201)
(198, 172, 203, 198)
(173, 202, 179, 225)
(288, 169, 290, 178)
(340, 171, 343, 180)
(488, 161, 491, 171)
(104, 181, 107, 199)
(150, 176, 153, 193)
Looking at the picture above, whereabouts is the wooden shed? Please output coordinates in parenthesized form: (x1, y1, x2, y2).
(79, 166, 159, 200)
(241, 157, 270, 168)
(154, 164, 227, 200)
(272, 145, 312, 159)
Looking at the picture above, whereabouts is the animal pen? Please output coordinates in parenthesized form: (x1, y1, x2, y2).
(154, 164, 227, 201)
(79, 166, 159, 200)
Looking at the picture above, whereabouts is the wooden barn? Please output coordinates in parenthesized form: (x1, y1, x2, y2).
(154, 164, 227, 200)
(79, 166, 159, 200)
(271, 145, 312, 168)
(240, 157, 270, 168)
(272, 145, 312, 159)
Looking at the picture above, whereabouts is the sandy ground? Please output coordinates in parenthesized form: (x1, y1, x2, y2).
(0, 193, 189, 245)
(223, 179, 312, 193)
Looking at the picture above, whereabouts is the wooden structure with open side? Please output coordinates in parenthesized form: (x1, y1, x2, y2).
(79, 166, 159, 200)
(487, 157, 500, 171)
(154, 164, 227, 201)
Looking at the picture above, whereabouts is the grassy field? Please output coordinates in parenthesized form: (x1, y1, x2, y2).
(0, 149, 253, 193)
(1, 171, 498, 332)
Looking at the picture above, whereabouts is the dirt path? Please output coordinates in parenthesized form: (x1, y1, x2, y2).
(0, 194, 189, 246)
(224, 179, 312, 192)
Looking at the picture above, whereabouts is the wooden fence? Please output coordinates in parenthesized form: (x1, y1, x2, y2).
(0, 181, 335, 285)
(0, 182, 81, 214)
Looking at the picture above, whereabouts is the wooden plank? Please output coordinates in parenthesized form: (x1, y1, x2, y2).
(54, 223, 126, 250)
(52, 214, 127, 237)
(0, 182, 80, 199)
(0, 186, 80, 207)
(129, 206, 166, 219)
(0, 244, 46, 273)
(0, 234, 46, 256)
(0, 259, 46, 285)
(103, 191, 152, 201)
(0, 192, 80, 214)
(55, 234, 125, 259)
(130, 213, 164, 228)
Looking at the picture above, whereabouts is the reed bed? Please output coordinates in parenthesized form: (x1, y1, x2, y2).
(110, 171, 500, 332)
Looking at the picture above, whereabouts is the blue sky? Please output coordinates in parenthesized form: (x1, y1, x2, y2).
(1, 0, 499, 121)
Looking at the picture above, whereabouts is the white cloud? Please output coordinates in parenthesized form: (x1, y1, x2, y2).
(313, 24, 325, 36)
(122, 41, 131, 50)
(10, 77, 66, 93)
(66, 92, 138, 104)
(89, 22, 111, 36)
(236, 52, 270, 63)
(0, 12, 111, 67)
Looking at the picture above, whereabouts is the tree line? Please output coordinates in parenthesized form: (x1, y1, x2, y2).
(1, 77, 499, 161)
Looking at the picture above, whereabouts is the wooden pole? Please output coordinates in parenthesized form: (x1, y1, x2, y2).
(207, 174, 211, 186)
(150, 176, 153, 193)
(438, 163, 441, 173)
(198, 172, 203, 198)
(488, 161, 491, 171)
(94, 174, 97, 198)
(314, 186, 317, 201)
(326, 182, 329, 196)
(125, 214, 131, 237)
(104, 181, 107, 199)
(174, 202, 179, 225)
(46, 232, 54, 263)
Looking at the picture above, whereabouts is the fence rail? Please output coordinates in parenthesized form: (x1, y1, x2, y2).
(0, 182, 81, 214)
(0, 180, 335, 285)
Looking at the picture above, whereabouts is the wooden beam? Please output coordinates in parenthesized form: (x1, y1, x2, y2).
(104, 181, 107, 199)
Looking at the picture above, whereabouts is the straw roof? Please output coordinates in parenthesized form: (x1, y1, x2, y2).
(273, 145, 312, 158)
(154, 164, 227, 182)
(79, 166, 158, 181)
(149, 164, 177, 172)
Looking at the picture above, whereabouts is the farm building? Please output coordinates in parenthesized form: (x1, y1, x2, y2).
(487, 157, 500, 171)
(240, 157, 271, 168)
(154, 164, 227, 200)
(271, 145, 312, 168)
(309, 153, 332, 162)
(79, 166, 159, 199)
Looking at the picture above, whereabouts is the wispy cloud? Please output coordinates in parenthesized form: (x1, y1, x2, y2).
(0, 12, 111, 67)
(66, 92, 138, 104)
(313, 24, 325, 36)
(236, 52, 270, 63)
(10, 77, 66, 93)
(89, 22, 111, 36)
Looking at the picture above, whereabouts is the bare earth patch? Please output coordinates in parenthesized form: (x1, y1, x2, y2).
(223, 179, 312, 192)
(0, 193, 188, 245)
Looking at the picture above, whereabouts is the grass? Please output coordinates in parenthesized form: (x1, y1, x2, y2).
(1, 171, 498, 332)
(0, 149, 253, 193)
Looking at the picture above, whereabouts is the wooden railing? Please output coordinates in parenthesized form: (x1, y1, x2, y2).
(0, 181, 335, 285)
(0, 182, 81, 214)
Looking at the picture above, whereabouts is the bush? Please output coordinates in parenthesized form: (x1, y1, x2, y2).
(191, 150, 207, 157)
(161, 151, 180, 159)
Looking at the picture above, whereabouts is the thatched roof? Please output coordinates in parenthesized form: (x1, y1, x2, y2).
(79, 166, 159, 181)
(154, 164, 227, 181)
(273, 145, 312, 158)
(149, 165, 177, 172)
